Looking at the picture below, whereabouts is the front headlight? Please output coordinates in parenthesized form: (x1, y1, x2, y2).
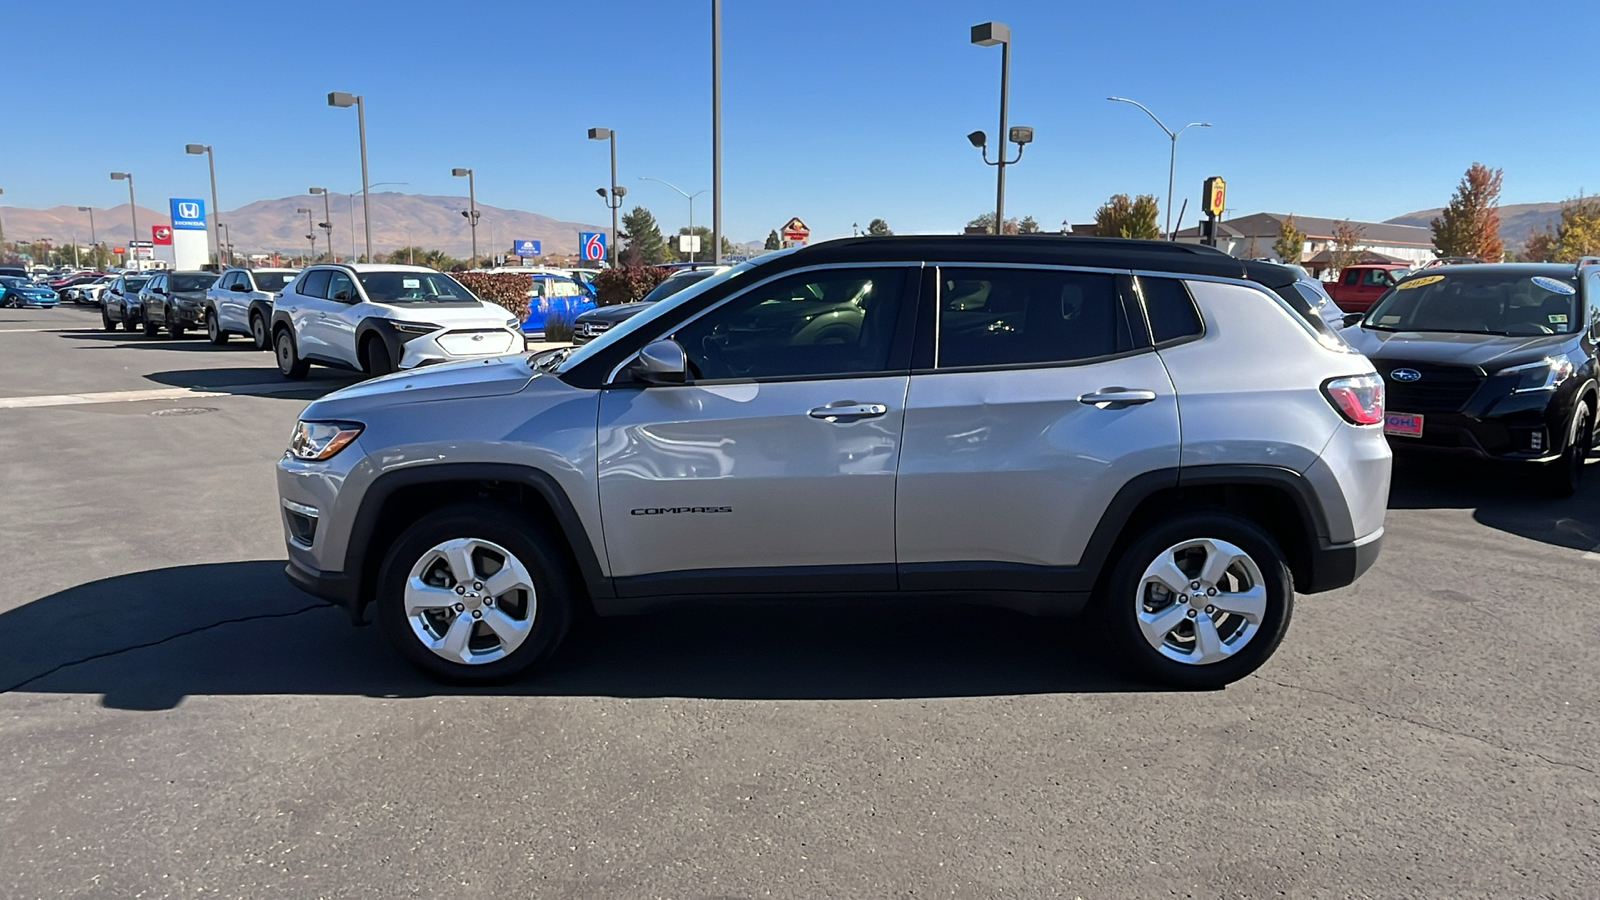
(390, 320, 441, 335)
(287, 420, 363, 461)
(505, 317, 520, 329)
(1498, 357, 1575, 393)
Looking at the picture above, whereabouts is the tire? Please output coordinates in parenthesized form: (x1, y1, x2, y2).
(364, 336, 395, 377)
(168, 316, 187, 339)
(250, 312, 270, 351)
(206, 309, 227, 345)
(376, 503, 574, 683)
(274, 327, 310, 379)
(123, 315, 139, 332)
(101, 308, 115, 332)
(1537, 401, 1592, 498)
(1097, 512, 1294, 689)
(142, 313, 160, 338)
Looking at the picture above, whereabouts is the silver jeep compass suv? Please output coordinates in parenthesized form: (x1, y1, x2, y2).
(278, 237, 1391, 688)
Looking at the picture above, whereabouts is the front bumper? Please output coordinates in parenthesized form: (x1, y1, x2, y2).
(397, 326, 524, 369)
(169, 303, 206, 328)
(286, 555, 359, 611)
(1385, 409, 1566, 463)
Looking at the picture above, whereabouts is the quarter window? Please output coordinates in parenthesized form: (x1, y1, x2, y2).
(299, 269, 331, 299)
(1139, 277, 1204, 344)
(936, 268, 1133, 369)
(672, 268, 907, 381)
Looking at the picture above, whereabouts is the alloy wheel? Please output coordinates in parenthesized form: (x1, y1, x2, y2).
(1134, 537, 1266, 666)
(404, 538, 537, 665)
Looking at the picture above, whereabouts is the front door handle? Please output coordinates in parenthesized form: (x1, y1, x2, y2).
(809, 401, 889, 422)
(1078, 387, 1158, 409)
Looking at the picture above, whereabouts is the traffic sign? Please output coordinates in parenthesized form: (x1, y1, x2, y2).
(513, 239, 541, 258)
(151, 225, 173, 245)
(1203, 176, 1226, 218)
(169, 198, 206, 230)
(780, 216, 810, 243)
(678, 233, 702, 253)
(579, 231, 607, 262)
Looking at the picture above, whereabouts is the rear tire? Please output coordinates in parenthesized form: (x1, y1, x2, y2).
(207, 310, 227, 345)
(274, 327, 309, 379)
(142, 313, 160, 338)
(168, 316, 187, 339)
(250, 312, 269, 351)
(364, 336, 395, 377)
(1097, 512, 1294, 689)
(123, 316, 139, 332)
(101, 308, 115, 331)
(1538, 402, 1591, 498)
(376, 503, 574, 683)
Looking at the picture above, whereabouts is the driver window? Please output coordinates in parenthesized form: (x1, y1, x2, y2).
(672, 268, 908, 381)
(300, 270, 331, 299)
(1362, 269, 1391, 287)
(327, 272, 357, 301)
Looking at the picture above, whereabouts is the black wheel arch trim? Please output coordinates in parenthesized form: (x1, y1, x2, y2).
(355, 318, 412, 372)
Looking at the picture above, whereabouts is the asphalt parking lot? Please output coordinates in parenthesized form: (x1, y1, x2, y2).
(1, 303, 1597, 898)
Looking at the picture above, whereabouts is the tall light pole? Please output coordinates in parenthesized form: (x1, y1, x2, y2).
(452, 167, 478, 268)
(0, 188, 6, 251)
(184, 143, 224, 267)
(219, 223, 232, 264)
(639, 176, 707, 262)
(328, 91, 372, 261)
(971, 22, 1015, 235)
(297, 208, 317, 264)
(338, 181, 407, 260)
(110, 173, 137, 257)
(1107, 97, 1210, 240)
(76, 206, 96, 258)
(587, 128, 624, 265)
(309, 188, 334, 262)
(711, 0, 723, 264)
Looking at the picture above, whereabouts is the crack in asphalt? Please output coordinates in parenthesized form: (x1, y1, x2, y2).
(1263, 678, 1598, 777)
(0, 602, 333, 694)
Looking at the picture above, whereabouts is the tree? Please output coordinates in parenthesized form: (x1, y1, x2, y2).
(669, 226, 713, 262)
(764, 230, 781, 251)
(866, 218, 892, 236)
(1274, 215, 1306, 263)
(1522, 226, 1558, 262)
(1431, 162, 1504, 261)
(1017, 216, 1040, 234)
(1329, 220, 1366, 273)
(621, 206, 669, 265)
(1551, 196, 1600, 262)
(1092, 194, 1160, 240)
(967, 212, 1020, 235)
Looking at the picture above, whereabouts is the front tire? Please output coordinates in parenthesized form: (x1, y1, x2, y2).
(142, 313, 160, 338)
(274, 327, 310, 379)
(1098, 512, 1294, 689)
(376, 503, 574, 683)
(364, 336, 394, 377)
(101, 308, 115, 331)
(1538, 402, 1592, 498)
(207, 309, 227, 345)
(123, 315, 139, 332)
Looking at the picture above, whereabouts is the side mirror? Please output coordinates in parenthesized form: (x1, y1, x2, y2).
(624, 338, 688, 385)
(1342, 312, 1364, 328)
(230, 282, 249, 293)
(333, 289, 353, 302)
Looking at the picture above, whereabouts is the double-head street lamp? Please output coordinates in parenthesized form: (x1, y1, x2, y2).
(297, 207, 317, 263)
(109, 172, 136, 254)
(452, 168, 479, 268)
(328, 91, 373, 261)
(1107, 97, 1210, 239)
(588, 127, 624, 265)
(968, 22, 1033, 236)
(639, 176, 707, 261)
(308, 188, 334, 261)
(76, 206, 96, 250)
(184, 143, 225, 266)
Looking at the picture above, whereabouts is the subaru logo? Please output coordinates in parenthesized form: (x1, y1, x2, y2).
(178, 202, 200, 219)
(1391, 368, 1422, 383)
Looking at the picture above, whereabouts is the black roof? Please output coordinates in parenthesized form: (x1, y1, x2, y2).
(787, 235, 1251, 279)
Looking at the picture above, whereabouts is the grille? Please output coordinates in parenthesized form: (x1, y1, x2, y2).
(1379, 362, 1484, 413)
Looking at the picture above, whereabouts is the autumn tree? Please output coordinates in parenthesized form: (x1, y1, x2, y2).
(1093, 194, 1160, 239)
(1551, 196, 1600, 262)
(1431, 162, 1504, 261)
(867, 218, 892, 236)
(1274, 215, 1306, 263)
(1522, 227, 1557, 262)
(1329, 220, 1367, 273)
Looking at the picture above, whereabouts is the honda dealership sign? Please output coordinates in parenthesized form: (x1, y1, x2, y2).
(167, 198, 209, 269)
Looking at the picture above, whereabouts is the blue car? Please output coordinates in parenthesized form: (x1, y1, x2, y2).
(520, 271, 596, 338)
(0, 276, 60, 308)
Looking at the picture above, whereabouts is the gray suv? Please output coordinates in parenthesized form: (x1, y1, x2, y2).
(278, 237, 1391, 688)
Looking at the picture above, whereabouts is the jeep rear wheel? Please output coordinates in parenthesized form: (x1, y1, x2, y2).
(376, 503, 573, 683)
(1100, 512, 1293, 689)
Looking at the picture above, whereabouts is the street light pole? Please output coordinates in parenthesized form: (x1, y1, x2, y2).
(639, 177, 707, 262)
(110, 173, 136, 264)
(587, 128, 624, 265)
(185, 144, 224, 266)
(298, 208, 316, 264)
(711, 0, 723, 264)
(77, 206, 97, 266)
(328, 92, 373, 261)
(970, 22, 1015, 235)
(337, 182, 406, 262)
(309, 188, 334, 262)
(452, 168, 478, 268)
(1107, 97, 1210, 239)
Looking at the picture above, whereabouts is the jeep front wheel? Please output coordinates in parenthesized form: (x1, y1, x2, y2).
(1100, 512, 1293, 689)
(376, 503, 573, 683)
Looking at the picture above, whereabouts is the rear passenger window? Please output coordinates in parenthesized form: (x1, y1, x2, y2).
(299, 270, 331, 299)
(1139, 277, 1204, 344)
(936, 268, 1133, 369)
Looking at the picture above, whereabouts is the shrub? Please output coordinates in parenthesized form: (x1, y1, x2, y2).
(592, 265, 671, 307)
(543, 313, 575, 343)
(454, 272, 532, 319)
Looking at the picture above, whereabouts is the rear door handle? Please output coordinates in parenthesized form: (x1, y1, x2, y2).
(1078, 387, 1158, 409)
(809, 401, 889, 422)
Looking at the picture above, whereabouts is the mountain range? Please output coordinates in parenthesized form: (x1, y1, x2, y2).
(1386, 202, 1565, 247)
(1, 193, 610, 258)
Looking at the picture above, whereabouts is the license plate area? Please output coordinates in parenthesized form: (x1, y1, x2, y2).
(1384, 412, 1424, 437)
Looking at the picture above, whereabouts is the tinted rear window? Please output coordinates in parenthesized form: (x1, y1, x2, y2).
(937, 268, 1134, 368)
(1139, 277, 1203, 343)
(299, 270, 331, 298)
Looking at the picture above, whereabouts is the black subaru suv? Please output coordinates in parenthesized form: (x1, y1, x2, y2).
(1345, 263, 1597, 495)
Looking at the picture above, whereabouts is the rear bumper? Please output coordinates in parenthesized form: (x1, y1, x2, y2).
(1303, 528, 1383, 594)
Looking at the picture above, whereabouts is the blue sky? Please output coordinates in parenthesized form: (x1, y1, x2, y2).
(3, 0, 1591, 242)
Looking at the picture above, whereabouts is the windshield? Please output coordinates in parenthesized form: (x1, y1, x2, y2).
(640, 269, 720, 304)
(124, 277, 150, 291)
(552, 252, 789, 374)
(1364, 270, 1581, 336)
(170, 274, 215, 292)
(356, 270, 475, 304)
(0, 277, 28, 289)
(252, 271, 298, 289)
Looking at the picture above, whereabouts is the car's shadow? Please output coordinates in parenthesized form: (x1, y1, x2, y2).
(1389, 454, 1600, 551)
(60, 331, 267, 352)
(1, 561, 1148, 710)
(143, 366, 360, 396)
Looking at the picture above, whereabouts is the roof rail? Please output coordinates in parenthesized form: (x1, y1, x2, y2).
(1575, 256, 1600, 269)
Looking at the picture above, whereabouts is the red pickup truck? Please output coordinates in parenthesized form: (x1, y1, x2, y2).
(1324, 264, 1410, 314)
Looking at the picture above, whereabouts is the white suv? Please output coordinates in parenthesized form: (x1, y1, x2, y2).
(270, 264, 524, 379)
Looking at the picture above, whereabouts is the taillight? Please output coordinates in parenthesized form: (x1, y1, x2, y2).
(1323, 374, 1384, 425)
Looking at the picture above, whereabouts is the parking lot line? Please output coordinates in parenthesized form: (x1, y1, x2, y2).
(0, 382, 318, 410)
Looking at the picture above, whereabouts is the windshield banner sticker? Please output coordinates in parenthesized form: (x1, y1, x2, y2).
(1396, 274, 1445, 290)
(1531, 276, 1576, 295)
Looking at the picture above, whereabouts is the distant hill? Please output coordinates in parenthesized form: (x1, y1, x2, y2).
(1387, 202, 1566, 249)
(1, 193, 609, 258)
